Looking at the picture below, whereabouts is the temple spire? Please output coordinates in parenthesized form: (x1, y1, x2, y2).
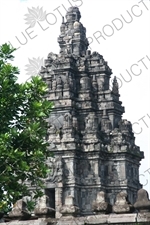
(58, 7, 89, 56)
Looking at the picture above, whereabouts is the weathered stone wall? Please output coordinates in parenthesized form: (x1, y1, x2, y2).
(38, 6, 144, 215)
(1, 189, 150, 225)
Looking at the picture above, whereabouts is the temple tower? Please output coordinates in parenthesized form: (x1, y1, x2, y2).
(40, 7, 144, 218)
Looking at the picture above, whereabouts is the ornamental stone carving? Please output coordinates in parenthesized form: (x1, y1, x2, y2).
(63, 112, 72, 129)
(113, 191, 134, 214)
(38, 5, 144, 219)
(45, 156, 62, 183)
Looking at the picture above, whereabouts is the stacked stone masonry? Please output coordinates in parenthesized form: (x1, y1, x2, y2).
(1, 6, 148, 225)
(1, 189, 150, 224)
(40, 6, 144, 218)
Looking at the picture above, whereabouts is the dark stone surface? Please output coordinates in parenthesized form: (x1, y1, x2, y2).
(37, 6, 144, 218)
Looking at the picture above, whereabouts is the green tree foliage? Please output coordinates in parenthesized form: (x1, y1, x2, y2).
(0, 44, 53, 211)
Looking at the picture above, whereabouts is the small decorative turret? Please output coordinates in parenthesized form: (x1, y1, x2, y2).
(112, 76, 119, 94)
(60, 17, 65, 35)
(101, 106, 112, 133)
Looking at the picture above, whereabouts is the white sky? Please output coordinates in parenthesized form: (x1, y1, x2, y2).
(0, 0, 150, 194)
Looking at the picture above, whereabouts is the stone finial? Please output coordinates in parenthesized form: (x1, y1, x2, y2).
(112, 76, 119, 94)
(119, 119, 133, 134)
(34, 195, 55, 217)
(92, 191, 112, 214)
(66, 7, 81, 22)
(60, 195, 80, 216)
(9, 199, 30, 219)
(113, 191, 134, 213)
(134, 189, 150, 212)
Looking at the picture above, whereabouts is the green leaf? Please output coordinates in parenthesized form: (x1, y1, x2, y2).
(0, 43, 53, 212)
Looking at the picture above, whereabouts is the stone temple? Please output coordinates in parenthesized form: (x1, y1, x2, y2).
(40, 6, 144, 218)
